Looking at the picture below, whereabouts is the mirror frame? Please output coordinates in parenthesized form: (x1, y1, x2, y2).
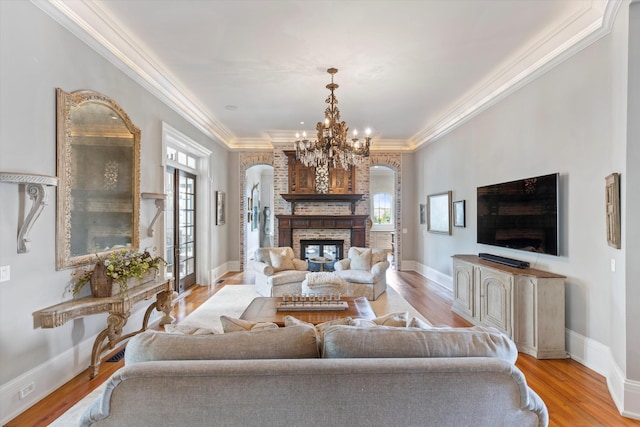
(55, 88, 141, 270)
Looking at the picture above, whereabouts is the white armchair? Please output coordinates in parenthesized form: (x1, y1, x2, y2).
(249, 247, 308, 297)
(334, 247, 390, 300)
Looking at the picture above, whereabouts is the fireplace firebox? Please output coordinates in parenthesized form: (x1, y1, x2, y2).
(300, 239, 344, 272)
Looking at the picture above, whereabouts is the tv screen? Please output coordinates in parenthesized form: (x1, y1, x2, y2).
(477, 173, 559, 256)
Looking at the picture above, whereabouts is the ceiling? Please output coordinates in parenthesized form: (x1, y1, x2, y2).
(40, 0, 614, 151)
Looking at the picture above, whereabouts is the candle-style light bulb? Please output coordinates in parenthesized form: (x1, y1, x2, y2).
(365, 128, 371, 136)
(296, 132, 300, 139)
(302, 131, 307, 138)
(353, 129, 358, 137)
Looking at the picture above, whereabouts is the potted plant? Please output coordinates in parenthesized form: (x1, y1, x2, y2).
(71, 249, 166, 298)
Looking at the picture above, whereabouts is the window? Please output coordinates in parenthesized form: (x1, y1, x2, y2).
(167, 146, 197, 170)
(372, 192, 393, 225)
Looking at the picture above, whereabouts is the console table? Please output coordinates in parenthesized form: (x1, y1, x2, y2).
(452, 255, 567, 359)
(37, 278, 175, 378)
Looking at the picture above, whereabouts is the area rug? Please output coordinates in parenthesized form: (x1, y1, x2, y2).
(178, 284, 262, 332)
(47, 284, 429, 425)
(179, 284, 430, 331)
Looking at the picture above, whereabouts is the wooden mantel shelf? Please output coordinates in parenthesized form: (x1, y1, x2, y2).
(280, 193, 363, 214)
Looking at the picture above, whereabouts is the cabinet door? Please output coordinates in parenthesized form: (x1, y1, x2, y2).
(329, 167, 354, 193)
(452, 260, 475, 320)
(477, 267, 513, 336)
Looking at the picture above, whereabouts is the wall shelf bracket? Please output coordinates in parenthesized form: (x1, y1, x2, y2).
(0, 172, 58, 253)
(142, 192, 166, 237)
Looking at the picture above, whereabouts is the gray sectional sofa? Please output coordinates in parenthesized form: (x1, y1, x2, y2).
(80, 324, 548, 427)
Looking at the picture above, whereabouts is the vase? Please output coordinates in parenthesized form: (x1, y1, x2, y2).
(110, 269, 157, 296)
(90, 264, 157, 298)
(90, 261, 113, 298)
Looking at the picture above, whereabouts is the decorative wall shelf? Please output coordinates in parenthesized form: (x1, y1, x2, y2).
(0, 172, 58, 253)
(280, 193, 363, 214)
(141, 192, 166, 237)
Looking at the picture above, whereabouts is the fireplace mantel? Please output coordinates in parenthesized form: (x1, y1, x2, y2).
(280, 193, 363, 214)
(276, 214, 368, 249)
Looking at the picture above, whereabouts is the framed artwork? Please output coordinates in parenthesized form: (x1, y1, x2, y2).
(419, 204, 426, 224)
(427, 191, 452, 235)
(216, 191, 226, 226)
(251, 183, 259, 231)
(453, 200, 466, 227)
(605, 173, 620, 248)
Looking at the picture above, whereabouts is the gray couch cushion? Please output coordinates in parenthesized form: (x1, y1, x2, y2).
(322, 325, 518, 363)
(125, 325, 319, 364)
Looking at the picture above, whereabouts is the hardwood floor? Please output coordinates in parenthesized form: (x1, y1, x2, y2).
(6, 270, 639, 426)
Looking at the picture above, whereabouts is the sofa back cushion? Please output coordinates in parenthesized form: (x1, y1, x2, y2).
(125, 325, 319, 364)
(322, 325, 518, 363)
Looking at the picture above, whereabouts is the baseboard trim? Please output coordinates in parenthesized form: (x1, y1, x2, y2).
(567, 329, 640, 420)
(0, 305, 162, 425)
(208, 260, 240, 284)
(403, 260, 453, 292)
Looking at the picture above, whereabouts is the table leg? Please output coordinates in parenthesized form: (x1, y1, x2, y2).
(89, 311, 128, 379)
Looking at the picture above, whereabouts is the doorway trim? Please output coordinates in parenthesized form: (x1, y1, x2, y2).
(239, 152, 274, 270)
(162, 122, 212, 284)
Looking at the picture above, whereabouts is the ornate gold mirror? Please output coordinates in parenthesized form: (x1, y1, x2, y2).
(56, 89, 140, 270)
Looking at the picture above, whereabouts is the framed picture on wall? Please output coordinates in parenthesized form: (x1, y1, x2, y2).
(216, 191, 226, 226)
(453, 200, 466, 227)
(605, 173, 620, 248)
(427, 191, 452, 235)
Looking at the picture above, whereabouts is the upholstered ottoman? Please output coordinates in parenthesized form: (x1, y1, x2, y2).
(301, 272, 348, 295)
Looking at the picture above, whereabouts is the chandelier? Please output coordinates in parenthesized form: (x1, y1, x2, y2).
(295, 68, 372, 170)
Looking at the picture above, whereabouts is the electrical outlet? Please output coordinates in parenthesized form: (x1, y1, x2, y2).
(19, 382, 34, 400)
(0, 265, 9, 282)
(611, 259, 616, 272)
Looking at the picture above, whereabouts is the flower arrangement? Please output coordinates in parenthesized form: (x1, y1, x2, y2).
(72, 248, 166, 297)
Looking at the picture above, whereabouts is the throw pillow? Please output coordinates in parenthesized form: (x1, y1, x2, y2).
(164, 324, 217, 335)
(284, 315, 352, 354)
(350, 248, 372, 271)
(269, 251, 295, 272)
(408, 317, 433, 329)
(220, 315, 279, 333)
(349, 311, 409, 327)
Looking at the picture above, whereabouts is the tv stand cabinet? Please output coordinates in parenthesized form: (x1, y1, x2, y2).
(452, 255, 567, 359)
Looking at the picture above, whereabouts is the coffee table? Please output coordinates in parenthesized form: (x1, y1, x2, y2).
(240, 296, 376, 326)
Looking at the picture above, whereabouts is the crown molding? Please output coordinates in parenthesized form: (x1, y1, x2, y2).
(31, 0, 235, 148)
(33, 0, 619, 153)
(412, 0, 620, 149)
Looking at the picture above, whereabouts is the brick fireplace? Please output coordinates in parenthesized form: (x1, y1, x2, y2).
(272, 144, 371, 256)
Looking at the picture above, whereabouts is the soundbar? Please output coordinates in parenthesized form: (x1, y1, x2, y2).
(478, 253, 530, 269)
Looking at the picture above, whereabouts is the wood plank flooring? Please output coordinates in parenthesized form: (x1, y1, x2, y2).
(5, 270, 639, 426)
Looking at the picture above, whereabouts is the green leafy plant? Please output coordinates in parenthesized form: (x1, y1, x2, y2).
(71, 249, 166, 297)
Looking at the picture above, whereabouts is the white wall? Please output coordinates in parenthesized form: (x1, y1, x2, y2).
(410, 0, 638, 416)
(0, 2, 230, 422)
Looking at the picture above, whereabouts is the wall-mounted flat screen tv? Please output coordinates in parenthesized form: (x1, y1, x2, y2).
(477, 173, 559, 256)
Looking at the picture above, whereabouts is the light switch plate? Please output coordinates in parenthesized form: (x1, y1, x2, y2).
(0, 265, 10, 282)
